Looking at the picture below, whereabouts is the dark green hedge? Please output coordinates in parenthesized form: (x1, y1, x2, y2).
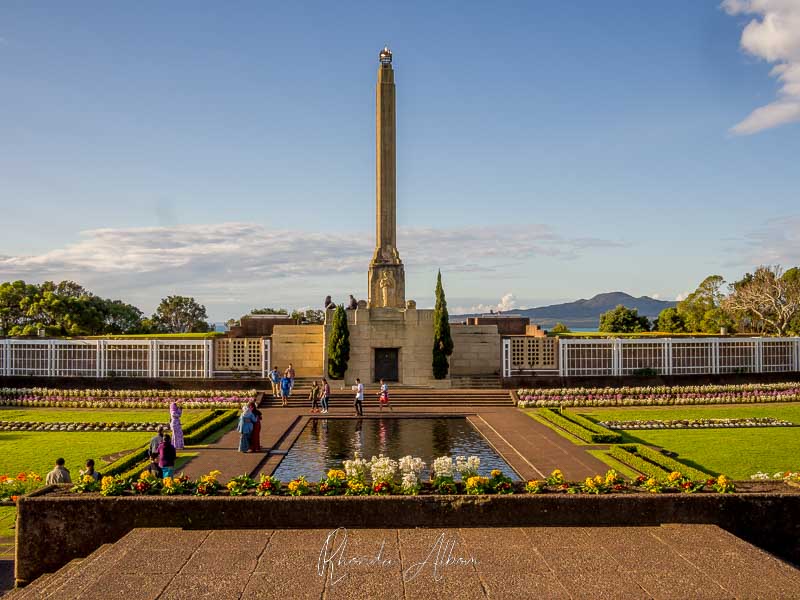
(183, 409, 238, 445)
(559, 411, 622, 443)
(539, 408, 621, 444)
(609, 444, 711, 480)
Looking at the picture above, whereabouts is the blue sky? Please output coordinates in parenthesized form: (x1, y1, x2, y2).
(1, 1, 799, 321)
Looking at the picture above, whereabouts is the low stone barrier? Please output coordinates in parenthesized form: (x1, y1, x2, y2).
(15, 485, 800, 586)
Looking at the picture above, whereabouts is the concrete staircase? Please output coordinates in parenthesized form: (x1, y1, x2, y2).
(258, 387, 514, 408)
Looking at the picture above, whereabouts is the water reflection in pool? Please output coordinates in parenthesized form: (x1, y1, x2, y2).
(272, 417, 519, 481)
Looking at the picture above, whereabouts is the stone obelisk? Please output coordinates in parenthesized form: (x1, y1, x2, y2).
(368, 46, 406, 308)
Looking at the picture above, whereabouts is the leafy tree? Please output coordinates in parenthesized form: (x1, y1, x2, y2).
(550, 322, 571, 334)
(251, 307, 288, 315)
(327, 305, 350, 379)
(676, 275, 734, 334)
(0, 280, 37, 333)
(291, 309, 325, 324)
(598, 305, 650, 333)
(654, 307, 686, 333)
(152, 296, 210, 333)
(103, 300, 144, 334)
(432, 270, 454, 379)
(723, 265, 800, 336)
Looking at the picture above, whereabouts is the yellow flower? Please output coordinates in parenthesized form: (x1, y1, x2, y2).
(347, 481, 365, 492)
(551, 469, 562, 478)
(646, 478, 657, 487)
(585, 477, 597, 488)
(717, 475, 729, 485)
(82, 475, 94, 484)
(605, 470, 618, 484)
(100, 476, 114, 490)
(594, 475, 603, 484)
(327, 469, 346, 481)
(226, 480, 237, 490)
(163, 477, 175, 488)
(668, 471, 682, 483)
(288, 480, 300, 492)
(491, 469, 501, 478)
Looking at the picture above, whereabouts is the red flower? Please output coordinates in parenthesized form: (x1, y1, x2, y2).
(10, 495, 19, 503)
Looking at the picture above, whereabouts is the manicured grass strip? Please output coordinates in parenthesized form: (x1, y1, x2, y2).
(539, 409, 621, 443)
(586, 450, 641, 480)
(609, 445, 710, 480)
(0, 506, 15, 537)
(558, 411, 622, 442)
(608, 445, 668, 479)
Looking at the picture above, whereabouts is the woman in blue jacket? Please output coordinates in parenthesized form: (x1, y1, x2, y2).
(237, 404, 258, 452)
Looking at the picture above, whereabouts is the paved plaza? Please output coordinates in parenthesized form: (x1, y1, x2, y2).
(8, 525, 800, 599)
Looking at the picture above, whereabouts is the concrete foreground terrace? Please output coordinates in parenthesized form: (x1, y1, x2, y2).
(6, 526, 800, 599)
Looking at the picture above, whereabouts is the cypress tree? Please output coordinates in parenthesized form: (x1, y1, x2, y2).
(327, 305, 350, 379)
(432, 270, 454, 379)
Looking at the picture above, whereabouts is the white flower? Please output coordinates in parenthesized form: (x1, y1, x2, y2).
(399, 455, 426, 476)
(455, 455, 480, 479)
(369, 455, 398, 484)
(401, 472, 419, 494)
(343, 452, 370, 483)
(432, 456, 454, 479)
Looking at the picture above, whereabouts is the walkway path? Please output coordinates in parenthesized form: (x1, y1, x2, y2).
(9, 525, 799, 599)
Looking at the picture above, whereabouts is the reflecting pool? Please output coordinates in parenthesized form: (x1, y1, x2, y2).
(272, 417, 519, 481)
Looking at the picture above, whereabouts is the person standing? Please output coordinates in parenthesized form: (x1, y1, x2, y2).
(286, 364, 296, 393)
(320, 378, 331, 414)
(158, 434, 177, 479)
(79, 459, 101, 481)
(45, 458, 72, 485)
(353, 378, 364, 416)
(145, 453, 163, 479)
(377, 379, 390, 411)
(149, 427, 165, 458)
(249, 401, 263, 452)
(237, 404, 257, 452)
(309, 380, 320, 413)
(280, 375, 292, 407)
(169, 401, 184, 450)
(269, 366, 281, 398)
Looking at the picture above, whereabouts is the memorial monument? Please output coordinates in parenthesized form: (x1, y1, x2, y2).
(317, 48, 501, 385)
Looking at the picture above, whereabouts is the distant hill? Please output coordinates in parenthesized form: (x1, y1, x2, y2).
(456, 292, 676, 329)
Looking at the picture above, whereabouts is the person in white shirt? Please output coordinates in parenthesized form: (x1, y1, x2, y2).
(352, 378, 364, 416)
(377, 379, 390, 411)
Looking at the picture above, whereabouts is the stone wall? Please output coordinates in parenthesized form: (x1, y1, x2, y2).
(15, 487, 800, 585)
(325, 307, 435, 385)
(449, 324, 502, 376)
(270, 325, 324, 376)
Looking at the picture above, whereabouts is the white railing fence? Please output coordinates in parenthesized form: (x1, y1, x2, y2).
(501, 337, 800, 378)
(0, 338, 272, 379)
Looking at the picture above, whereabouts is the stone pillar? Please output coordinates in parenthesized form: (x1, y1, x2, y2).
(368, 47, 406, 308)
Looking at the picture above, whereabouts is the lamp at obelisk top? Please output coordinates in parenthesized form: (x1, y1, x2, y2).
(368, 46, 406, 308)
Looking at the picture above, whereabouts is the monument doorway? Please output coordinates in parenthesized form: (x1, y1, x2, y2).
(374, 348, 399, 382)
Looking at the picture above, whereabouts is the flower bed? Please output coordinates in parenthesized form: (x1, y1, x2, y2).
(750, 471, 800, 483)
(0, 420, 168, 433)
(0, 472, 43, 502)
(599, 417, 794, 430)
(0, 387, 257, 409)
(517, 382, 800, 408)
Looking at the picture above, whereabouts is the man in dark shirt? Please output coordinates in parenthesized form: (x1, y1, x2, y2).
(149, 427, 164, 457)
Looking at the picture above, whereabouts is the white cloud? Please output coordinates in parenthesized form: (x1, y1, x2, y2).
(0, 222, 620, 315)
(723, 0, 800, 134)
(453, 292, 528, 315)
(675, 292, 691, 302)
(650, 293, 661, 300)
(731, 215, 800, 266)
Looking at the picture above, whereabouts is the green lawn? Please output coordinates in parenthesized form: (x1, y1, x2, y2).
(0, 506, 14, 537)
(0, 431, 153, 476)
(578, 404, 800, 479)
(0, 407, 209, 425)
